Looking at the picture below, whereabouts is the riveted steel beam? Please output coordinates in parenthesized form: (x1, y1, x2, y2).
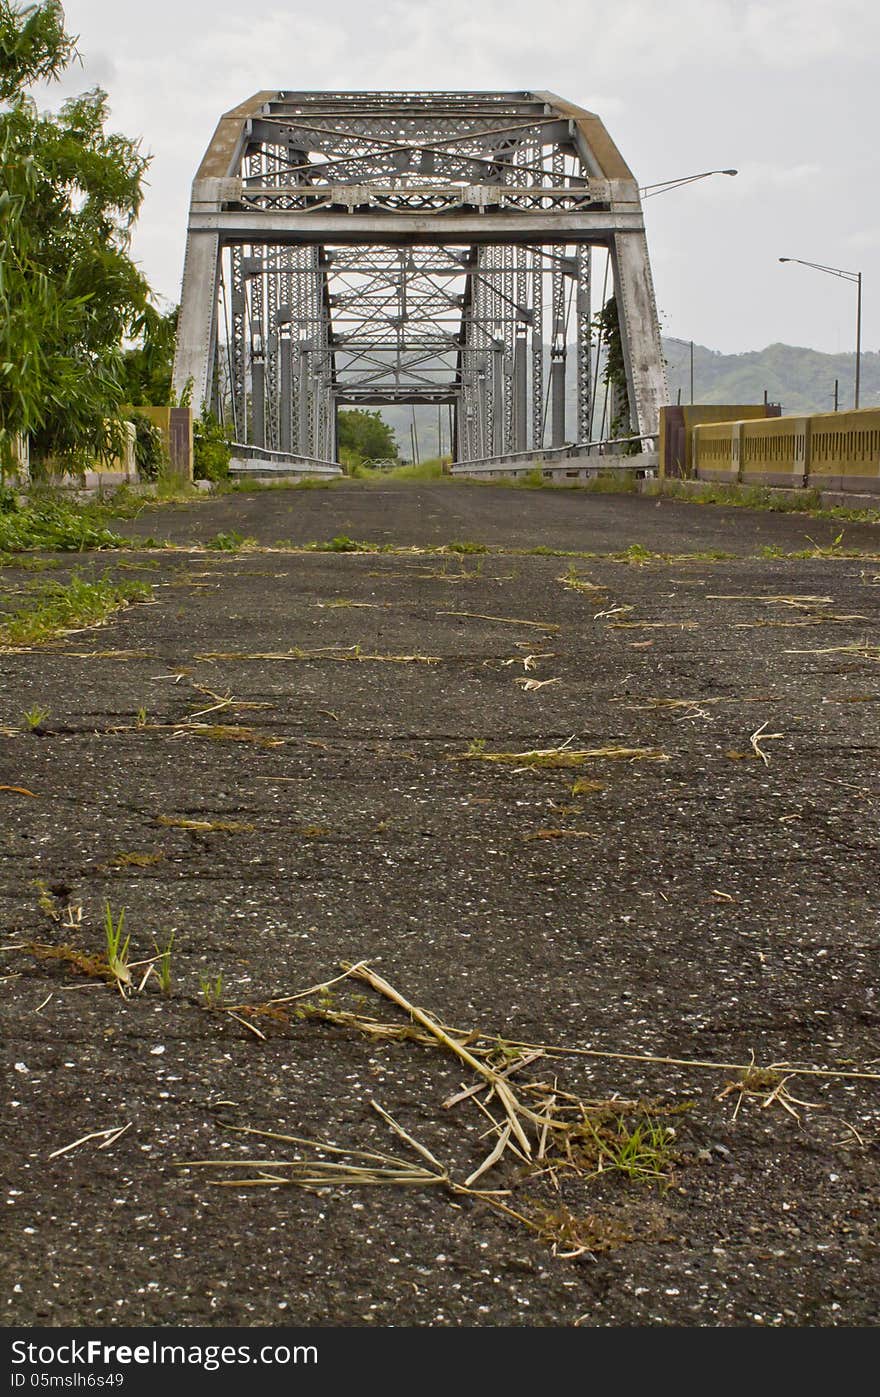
(174, 91, 667, 461)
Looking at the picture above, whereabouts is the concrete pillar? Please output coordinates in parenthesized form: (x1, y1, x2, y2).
(610, 232, 669, 440)
(172, 230, 220, 411)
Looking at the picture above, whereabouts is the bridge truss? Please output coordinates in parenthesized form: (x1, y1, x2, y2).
(173, 91, 667, 465)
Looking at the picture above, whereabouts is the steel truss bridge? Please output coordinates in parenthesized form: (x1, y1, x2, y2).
(173, 91, 668, 471)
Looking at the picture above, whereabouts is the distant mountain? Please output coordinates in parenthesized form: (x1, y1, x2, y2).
(662, 339, 880, 417)
(376, 339, 880, 458)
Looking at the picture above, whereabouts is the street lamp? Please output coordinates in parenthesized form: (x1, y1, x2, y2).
(779, 258, 862, 409)
(637, 170, 737, 404)
(640, 169, 738, 198)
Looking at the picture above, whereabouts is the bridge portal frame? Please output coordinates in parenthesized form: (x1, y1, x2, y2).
(173, 91, 667, 464)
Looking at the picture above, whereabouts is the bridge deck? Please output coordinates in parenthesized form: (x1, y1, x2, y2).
(2, 482, 878, 1327)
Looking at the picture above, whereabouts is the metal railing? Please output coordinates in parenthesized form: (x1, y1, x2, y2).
(229, 443, 342, 474)
(451, 434, 658, 474)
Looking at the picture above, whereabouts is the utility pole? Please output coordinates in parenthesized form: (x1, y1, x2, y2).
(689, 341, 694, 405)
(779, 259, 863, 409)
(855, 272, 862, 409)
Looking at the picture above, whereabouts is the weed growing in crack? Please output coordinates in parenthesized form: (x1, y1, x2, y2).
(152, 933, 175, 995)
(32, 877, 59, 920)
(201, 972, 225, 1008)
(579, 1115, 677, 1185)
(0, 574, 152, 647)
(206, 530, 256, 552)
(446, 540, 490, 554)
(21, 704, 50, 730)
(104, 902, 132, 993)
(309, 534, 382, 553)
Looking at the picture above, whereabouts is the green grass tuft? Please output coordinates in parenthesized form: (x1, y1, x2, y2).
(205, 530, 257, 552)
(0, 572, 152, 647)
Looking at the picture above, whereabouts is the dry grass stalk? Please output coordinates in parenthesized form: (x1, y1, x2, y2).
(157, 816, 254, 834)
(732, 615, 867, 629)
(50, 649, 154, 659)
(226, 961, 370, 1012)
(594, 604, 634, 620)
(557, 573, 608, 596)
(618, 697, 720, 714)
(514, 677, 561, 691)
(749, 721, 783, 765)
(225, 1011, 267, 1041)
(785, 643, 880, 662)
(343, 962, 541, 1156)
(442, 1050, 545, 1109)
(716, 1063, 825, 1122)
(179, 1109, 469, 1192)
(457, 742, 668, 770)
(707, 594, 834, 607)
(608, 620, 700, 631)
(466, 1035, 880, 1083)
(124, 719, 284, 748)
(48, 1122, 131, 1160)
(524, 828, 600, 841)
(500, 652, 556, 671)
(437, 610, 560, 632)
(194, 648, 441, 665)
(188, 684, 272, 720)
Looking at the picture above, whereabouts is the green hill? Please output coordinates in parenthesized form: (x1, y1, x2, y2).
(377, 340, 880, 458)
(662, 339, 880, 417)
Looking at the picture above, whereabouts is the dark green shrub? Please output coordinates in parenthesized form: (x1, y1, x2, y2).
(128, 412, 166, 480)
(193, 413, 232, 482)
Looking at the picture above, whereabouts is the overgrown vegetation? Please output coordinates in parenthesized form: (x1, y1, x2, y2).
(205, 529, 255, 552)
(0, 491, 135, 551)
(349, 456, 448, 481)
(0, 1, 156, 478)
(337, 408, 398, 469)
(128, 412, 167, 481)
(120, 306, 178, 408)
(594, 296, 636, 447)
(651, 477, 880, 524)
(0, 570, 151, 645)
(193, 411, 233, 482)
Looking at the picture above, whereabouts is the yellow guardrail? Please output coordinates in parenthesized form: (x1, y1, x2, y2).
(691, 407, 880, 494)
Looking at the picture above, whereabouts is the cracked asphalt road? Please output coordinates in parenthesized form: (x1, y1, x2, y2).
(1, 482, 878, 1327)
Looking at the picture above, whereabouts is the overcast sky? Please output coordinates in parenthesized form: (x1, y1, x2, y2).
(39, 0, 879, 356)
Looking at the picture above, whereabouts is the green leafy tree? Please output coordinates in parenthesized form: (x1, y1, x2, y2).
(120, 304, 179, 407)
(127, 410, 166, 480)
(0, 0, 73, 97)
(0, 1, 153, 476)
(337, 408, 397, 464)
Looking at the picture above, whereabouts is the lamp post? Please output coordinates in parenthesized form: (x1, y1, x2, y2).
(779, 258, 862, 409)
(639, 170, 737, 405)
(640, 169, 738, 198)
